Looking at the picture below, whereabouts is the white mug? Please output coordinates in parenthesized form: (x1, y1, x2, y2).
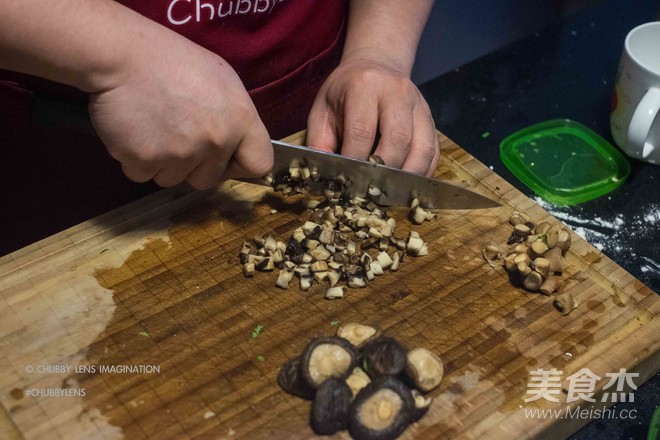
(611, 21, 660, 165)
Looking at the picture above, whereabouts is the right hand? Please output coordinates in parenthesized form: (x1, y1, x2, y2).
(88, 31, 273, 190)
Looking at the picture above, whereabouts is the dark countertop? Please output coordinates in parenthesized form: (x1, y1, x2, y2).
(419, 0, 659, 438)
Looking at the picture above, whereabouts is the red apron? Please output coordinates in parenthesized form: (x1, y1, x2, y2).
(0, 0, 347, 254)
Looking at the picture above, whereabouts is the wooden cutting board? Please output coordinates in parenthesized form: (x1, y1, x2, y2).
(0, 131, 657, 440)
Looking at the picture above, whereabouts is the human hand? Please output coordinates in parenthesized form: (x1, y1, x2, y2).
(89, 31, 272, 190)
(307, 58, 439, 177)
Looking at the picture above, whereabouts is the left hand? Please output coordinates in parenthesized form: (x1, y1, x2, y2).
(307, 58, 440, 177)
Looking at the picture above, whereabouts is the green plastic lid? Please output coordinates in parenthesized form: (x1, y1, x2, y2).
(500, 119, 630, 206)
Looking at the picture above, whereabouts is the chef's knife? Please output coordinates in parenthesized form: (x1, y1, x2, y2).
(246, 140, 501, 210)
(31, 93, 500, 209)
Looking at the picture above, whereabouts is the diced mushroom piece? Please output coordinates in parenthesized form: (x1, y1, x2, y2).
(557, 228, 572, 254)
(405, 348, 444, 392)
(504, 253, 518, 272)
(514, 224, 531, 237)
(539, 276, 561, 296)
(275, 269, 295, 289)
(348, 276, 367, 288)
(406, 233, 428, 256)
(256, 257, 275, 272)
(529, 241, 549, 259)
(554, 292, 577, 315)
(545, 247, 563, 274)
(336, 323, 381, 348)
(302, 252, 314, 264)
(264, 235, 277, 253)
(376, 252, 393, 270)
(390, 252, 401, 271)
(292, 229, 306, 243)
(482, 244, 501, 262)
(242, 263, 255, 277)
(513, 253, 532, 266)
(314, 271, 330, 283)
(368, 155, 385, 165)
(328, 270, 341, 287)
(545, 228, 559, 249)
(368, 185, 383, 198)
(300, 275, 313, 291)
(303, 221, 320, 235)
(311, 261, 329, 272)
(532, 257, 550, 278)
(325, 286, 345, 299)
(370, 261, 384, 276)
(319, 226, 336, 245)
(517, 262, 532, 277)
(535, 221, 552, 235)
(303, 199, 321, 209)
(523, 271, 543, 292)
(509, 212, 525, 226)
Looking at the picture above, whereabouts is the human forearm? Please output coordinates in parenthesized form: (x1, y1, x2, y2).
(0, 0, 174, 93)
(341, 0, 435, 75)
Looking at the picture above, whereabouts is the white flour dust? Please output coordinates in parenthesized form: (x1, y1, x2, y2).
(533, 197, 660, 287)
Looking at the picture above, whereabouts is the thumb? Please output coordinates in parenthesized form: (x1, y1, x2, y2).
(230, 127, 274, 179)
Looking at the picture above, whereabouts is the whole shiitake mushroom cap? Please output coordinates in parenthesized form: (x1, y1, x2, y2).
(362, 337, 408, 378)
(405, 348, 444, 392)
(311, 377, 353, 435)
(348, 377, 414, 440)
(336, 323, 381, 349)
(277, 357, 315, 400)
(301, 337, 358, 388)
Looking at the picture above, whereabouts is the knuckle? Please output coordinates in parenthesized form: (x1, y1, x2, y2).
(387, 128, 412, 149)
(349, 120, 376, 144)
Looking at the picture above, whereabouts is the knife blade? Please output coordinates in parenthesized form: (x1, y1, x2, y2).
(242, 140, 501, 210)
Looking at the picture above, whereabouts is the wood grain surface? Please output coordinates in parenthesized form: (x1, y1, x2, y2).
(0, 131, 658, 440)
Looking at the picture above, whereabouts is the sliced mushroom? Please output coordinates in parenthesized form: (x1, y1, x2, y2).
(523, 271, 543, 292)
(539, 276, 561, 296)
(405, 348, 444, 392)
(482, 244, 501, 262)
(529, 241, 549, 259)
(300, 337, 358, 389)
(545, 247, 563, 274)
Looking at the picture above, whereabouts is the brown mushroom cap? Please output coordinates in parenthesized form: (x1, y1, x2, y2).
(301, 337, 358, 388)
(348, 377, 414, 440)
(336, 323, 381, 349)
(346, 367, 372, 397)
(405, 348, 444, 392)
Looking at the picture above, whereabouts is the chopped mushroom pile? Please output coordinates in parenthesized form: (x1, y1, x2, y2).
(278, 324, 443, 440)
(240, 161, 430, 298)
(482, 211, 578, 315)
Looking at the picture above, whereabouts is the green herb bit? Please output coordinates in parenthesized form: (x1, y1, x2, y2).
(252, 324, 264, 338)
(256, 355, 265, 362)
(482, 131, 491, 139)
(99, 248, 109, 254)
(138, 331, 150, 337)
(362, 358, 368, 372)
(330, 320, 340, 326)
